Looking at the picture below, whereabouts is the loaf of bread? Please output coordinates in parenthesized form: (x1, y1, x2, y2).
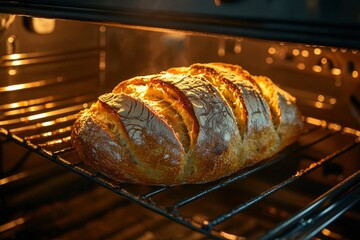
(71, 63, 303, 185)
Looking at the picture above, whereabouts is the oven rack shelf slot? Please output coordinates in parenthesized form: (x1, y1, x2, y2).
(1, 105, 360, 239)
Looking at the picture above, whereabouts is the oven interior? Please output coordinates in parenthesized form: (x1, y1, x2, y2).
(1, 14, 360, 240)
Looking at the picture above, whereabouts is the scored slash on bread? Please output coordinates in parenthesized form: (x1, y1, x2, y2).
(72, 63, 303, 185)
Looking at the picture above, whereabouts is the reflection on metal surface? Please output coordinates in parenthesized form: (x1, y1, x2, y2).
(234, 40, 242, 54)
(305, 117, 360, 136)
(352, 70, 359, 78)
(331, 68, 341, 76)
(0, 78, 59, 92)
(1, 94, 95, 118)
(321, 228, 342, 239)
(0, 96, 55, 110)
(305, 117, 327, 127)
(9, 114, 77, 134)
(219, 231, 241, 240)
(301, 50, 309, 57)
(0, 104, 84, 126)
(340, 48, 347, 53)
(0, 218, 26, 233)
(38, 136, 71, 147)
(1, 49, 99, 67)
(343, 127, 360, 136)
(24, 126, 72, 141)
(327, 123, 342, 131)
(0, 172, 28, 185)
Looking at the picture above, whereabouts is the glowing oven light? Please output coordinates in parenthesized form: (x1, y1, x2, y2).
(292, 49, 300, 56)
(234, 41, 241, 54)
(329, 98, 337, 104)
(301, 50, 309, 57)
(265, 57, 273, 64)
(352, 70, 359, 78)
(297, 63, 305, 70)
(317, 95, 325, 102)
(321, 58, 328, 65)
(331, 68, 342, 76)
(315, 102, 323, 108)
(12, 60, 22, 66)
(8, 69, 17, 75)
(312, 65, 322, 73)
(340, 48, 347, 53)
(268, 47, 276, 55)
(314, 48, 322, 55)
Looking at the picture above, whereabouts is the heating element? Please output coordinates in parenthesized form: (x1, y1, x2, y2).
(1, 80, 359, 239)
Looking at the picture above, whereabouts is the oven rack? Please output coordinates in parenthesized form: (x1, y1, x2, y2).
(1, 94, 360, 239)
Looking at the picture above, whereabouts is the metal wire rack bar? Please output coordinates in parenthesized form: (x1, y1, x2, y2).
(260, 169, 360, 239)
(1, 104, 359, 239)
(203, 139, 360, 230)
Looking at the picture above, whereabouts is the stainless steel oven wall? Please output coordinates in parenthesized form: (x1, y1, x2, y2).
(0, 16, 101, 106)
(0, 16, 101, 173)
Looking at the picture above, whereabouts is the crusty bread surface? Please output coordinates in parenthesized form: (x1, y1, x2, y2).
(71, 63, 303, 185)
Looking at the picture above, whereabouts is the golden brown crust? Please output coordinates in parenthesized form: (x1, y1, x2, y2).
(71, 63, 303, 185)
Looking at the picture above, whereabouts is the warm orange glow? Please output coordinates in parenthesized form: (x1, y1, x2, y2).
(322, 228, 343, 239)
(234, 42, 241, 54)
(328, 123, 341, 131)
(306, 117, 327, 127)
(317, 95, 325, 102)
(297, 63, 305, 70)
(265, 57, 273, 64)
(352, 70, 359, 78)
(8, 69, 17, 75)
(331, 68, 342, 76)
(268, 47, 276, 55)
(315, 102, 323, 108)
(301, 50, 309, 57)
(329, 98, 337, 104)
(9, 53, 20, 60)
(321, 57, 328, 64)
(0, 218, 25, 232)
(219, 231, 239, 240)
(343, 127, 360, 137)
(12, 60, 23, 66)
(292, 49, 300, 56)
(312, 65, 322, 72)
(99, 26, 106, 32)
(314, 48, 322, 55)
